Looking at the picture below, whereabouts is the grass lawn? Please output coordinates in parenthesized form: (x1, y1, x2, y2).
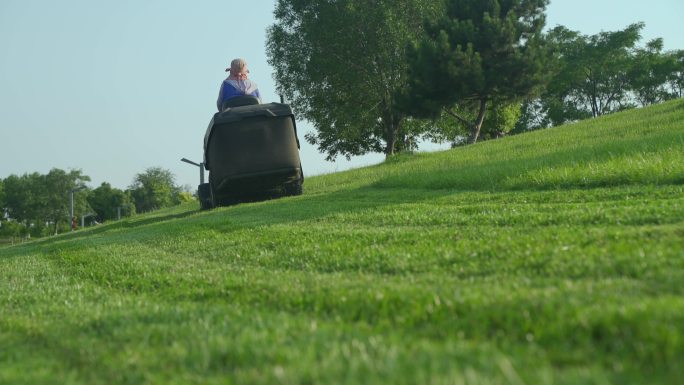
(1, 99, 683, 384)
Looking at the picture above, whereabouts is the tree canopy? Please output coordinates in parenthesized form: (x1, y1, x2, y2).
(1, 166, 185, 240)
(544, 23, 644, 123)
(628, 38, 675, 106)
(44, 168, 92, 233)
(515, 23, 684, 129)
(668, 50, 684, 98)
(401, 0, 551, 144)
(129, 167, 181, 213)
(2, 169, 91, 235)
(267, 0, 441, 160)
(88, 182, 135, 222)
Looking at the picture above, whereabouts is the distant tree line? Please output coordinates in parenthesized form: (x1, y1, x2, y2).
(0, 167, 192, 241)
(513, 22, 684, 133)
(268, 0, 683, 157)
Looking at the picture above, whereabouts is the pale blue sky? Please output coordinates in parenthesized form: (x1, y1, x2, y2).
(1, 0, 682, 189)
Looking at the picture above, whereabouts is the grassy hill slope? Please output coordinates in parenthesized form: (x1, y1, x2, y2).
(2, 99, 683, 384)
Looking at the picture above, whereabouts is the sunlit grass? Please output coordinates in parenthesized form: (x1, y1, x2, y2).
(1, 99, 683, 384)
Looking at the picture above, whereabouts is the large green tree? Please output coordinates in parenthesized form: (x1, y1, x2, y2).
(3, 173, 41, 222)
(2, 169, 90, 234)
(543, 23, 644, 124)
(129, 167, 180, 212)
(88, 182, 135, 222)
(628, 38, 676, 106)
(267, 0, 441, 160)
(43, 168, 91, 234)
(667, 49, 684, 99)
(401, 0, 550, 144)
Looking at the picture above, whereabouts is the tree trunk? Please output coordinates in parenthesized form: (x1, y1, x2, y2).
(385, 134, 396, 157)
(467, 99, 488, 144)
(590, 80, 600, 117)
(383, 109, 402, 158)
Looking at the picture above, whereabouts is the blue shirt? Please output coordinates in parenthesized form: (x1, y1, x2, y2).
(217, 79, 261, 111)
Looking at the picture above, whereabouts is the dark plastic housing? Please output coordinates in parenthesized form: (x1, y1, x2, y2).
(203, 102, 303, 206)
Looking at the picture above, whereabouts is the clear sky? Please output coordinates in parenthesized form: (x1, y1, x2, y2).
(1, 0, 682, 190)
